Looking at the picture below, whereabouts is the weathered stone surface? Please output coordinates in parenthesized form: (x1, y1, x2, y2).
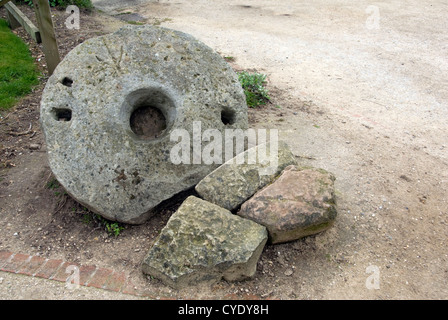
(40, 25, 248, 224)
(195, 140, 297, 211)
(238, 165, 337, 244)
(141, 196, 267, 289)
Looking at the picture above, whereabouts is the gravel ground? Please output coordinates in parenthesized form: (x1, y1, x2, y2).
(1, 0, 447, 300)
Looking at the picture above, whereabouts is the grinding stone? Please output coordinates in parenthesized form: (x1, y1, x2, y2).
(40, 25, 248, 224)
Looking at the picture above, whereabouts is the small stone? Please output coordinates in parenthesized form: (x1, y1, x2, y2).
(29, 144, 40, 150)
(284, 269, 293, 276)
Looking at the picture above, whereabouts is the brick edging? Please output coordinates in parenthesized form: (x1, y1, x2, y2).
(0, 250, 139, 296)
(0, 250, 272, 300)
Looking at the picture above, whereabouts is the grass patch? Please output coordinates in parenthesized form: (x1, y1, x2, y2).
(237, 71, 270, 108)
(0, 19, 39, 111)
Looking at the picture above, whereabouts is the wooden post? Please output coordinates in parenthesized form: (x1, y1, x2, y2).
(32, 0, 60, 75)
(5, 2, 41, 43)
(6, 6, 21, 30)
(0, 0, 17, 30)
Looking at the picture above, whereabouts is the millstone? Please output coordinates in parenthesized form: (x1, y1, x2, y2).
(40, 25, 248, 224)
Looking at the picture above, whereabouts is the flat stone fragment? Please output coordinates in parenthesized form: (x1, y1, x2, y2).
(141, 196, 268, 289)
(39, 25, 248, 224)
(195, 140, 297, 211)
(238, 165, 337, 244)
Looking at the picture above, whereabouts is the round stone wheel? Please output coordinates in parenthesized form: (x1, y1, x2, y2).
(40, 25, 248, 224)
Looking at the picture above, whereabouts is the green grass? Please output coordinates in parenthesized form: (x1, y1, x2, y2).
(0, 19, 39, 111)
(237, 71, 270, 108)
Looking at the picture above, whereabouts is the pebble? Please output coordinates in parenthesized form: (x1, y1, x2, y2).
(284, 269, 293, 276)
(29, 144, 40, 150)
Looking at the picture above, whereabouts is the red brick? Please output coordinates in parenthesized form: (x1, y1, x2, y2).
(159, 296, 177, 300)
(86, 267, 113, 289)
(17, 255, 47, 276)
(102, 271, 127, 292)
(52, 261, 80, 282)
(0, 253, 30, 273)
(0, 251, 14, 267)
(121, 278, 141, 296)
(34, 259, 64, 279)
(78, 264, 97, 286)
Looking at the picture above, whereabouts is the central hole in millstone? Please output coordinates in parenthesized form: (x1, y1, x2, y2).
(123, 87, 176, 141)
(130, 105, 167, 140)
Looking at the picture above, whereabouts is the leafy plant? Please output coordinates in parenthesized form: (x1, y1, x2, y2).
(105, 221, 125, 237)
(16, 0, 34, 6)
(237, 71, 270, 108)
(83, 212, 125, 237)
(46, 178, 60, 189)
(81, 212, 92, 223)
(63, 0, 93, 9)
(15, 0, 93, 9)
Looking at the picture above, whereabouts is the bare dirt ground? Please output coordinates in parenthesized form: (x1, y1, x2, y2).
(1, 0, 447, 300)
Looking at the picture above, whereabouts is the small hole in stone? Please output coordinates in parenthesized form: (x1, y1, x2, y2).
(221, 109, 236, 125)
(130, 106, 167, 140)
(52, 108, 72, 122)
(62, 77, 73, 87)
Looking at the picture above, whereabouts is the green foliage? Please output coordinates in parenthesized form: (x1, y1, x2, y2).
(46, 178, 60, 190)
(64, 0, 94, 9)
(15, 0, 93, 9)
(237, 71, 270, 108)
(0, 19, 39, 110)
(81, 212, 125, 237)
(104, 220, 125, 237)
(16, 0, 34, 6)
(81, 212, 92, 224)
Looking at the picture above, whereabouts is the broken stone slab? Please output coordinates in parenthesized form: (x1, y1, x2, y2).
(238, 165, 337, 244)
(141, 196, 268, 289)
(195, 140, 298, 211)
(39, 25, 248, 224)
